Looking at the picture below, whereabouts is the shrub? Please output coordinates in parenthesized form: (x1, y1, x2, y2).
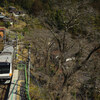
(0, 22, 5, 26)
(5, 21, 11, 28)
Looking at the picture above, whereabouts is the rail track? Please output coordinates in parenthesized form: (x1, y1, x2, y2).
(0, 82, 10, 100)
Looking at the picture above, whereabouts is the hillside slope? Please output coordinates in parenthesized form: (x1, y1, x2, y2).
(0, 0, 100, 100)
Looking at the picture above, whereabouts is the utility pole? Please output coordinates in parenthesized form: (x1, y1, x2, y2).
(28, 44, 31, 91)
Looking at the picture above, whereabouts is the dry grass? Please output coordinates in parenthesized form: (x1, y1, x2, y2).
(13, 20, 26, 30)
(30, 83, 43, 100)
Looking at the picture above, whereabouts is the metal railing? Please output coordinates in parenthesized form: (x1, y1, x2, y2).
(25, 64, 31, 100)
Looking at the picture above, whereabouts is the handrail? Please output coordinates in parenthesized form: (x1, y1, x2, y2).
(25, 64, 31, 100)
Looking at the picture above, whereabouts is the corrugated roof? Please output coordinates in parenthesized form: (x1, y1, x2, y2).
(9, 6, 16, 9)
(0, 14, 5, 18)
(0, 28, 5, 30)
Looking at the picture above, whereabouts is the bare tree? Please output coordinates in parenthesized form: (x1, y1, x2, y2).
(39, 0, 100, 99)
(24, 0, 100, 99)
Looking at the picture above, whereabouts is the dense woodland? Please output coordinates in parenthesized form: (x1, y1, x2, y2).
(0, 0, 100, 100)
(0, 0, 100, 14)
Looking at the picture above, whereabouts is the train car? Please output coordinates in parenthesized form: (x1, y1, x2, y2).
(0, 28, 5, 39)
(0, 45, 14, 84)
(0, 28, 5, 52)
(0, 38, 4, 52)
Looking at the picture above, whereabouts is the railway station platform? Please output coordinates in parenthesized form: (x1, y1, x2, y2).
(8, 66, 28, 100)
(8, 70, 18, 100)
